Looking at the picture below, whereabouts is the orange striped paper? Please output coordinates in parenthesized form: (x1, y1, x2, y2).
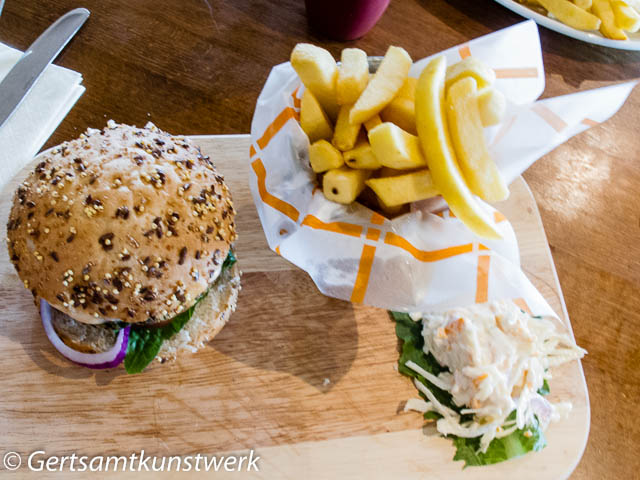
(251, 158, 300, 222)
(475, 254, 491, 303)
(351, 245, 377, 303)
(458, 45, 471, 59)
(581, 118, 599, 127)
(366, 228, 381, 242)
(257, 107, 297, 150)
(494, 211, 507, 223)
(370, 211, 386, 226)
(385, 232, 474, 262)
(531, 104, 567, 133)
(291, 86, 301, 110)
(514, 297, 532, 315)
(494, 67, 538, 79)
(490, 114, 516, 148)
(301, 215, 363, 238)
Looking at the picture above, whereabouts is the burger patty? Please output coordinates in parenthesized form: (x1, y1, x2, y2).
(50, 250, 237, 354)
(51, 308, 120, 353)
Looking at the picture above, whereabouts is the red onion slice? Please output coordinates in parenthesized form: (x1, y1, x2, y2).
(40, 299, 130, 369)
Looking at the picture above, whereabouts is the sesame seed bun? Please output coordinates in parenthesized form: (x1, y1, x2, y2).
(7, 122, 237, 325)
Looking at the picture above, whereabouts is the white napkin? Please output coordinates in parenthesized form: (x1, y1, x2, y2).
(0, 42, 85, 189)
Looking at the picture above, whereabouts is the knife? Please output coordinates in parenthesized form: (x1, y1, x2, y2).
(0, 7, 89, 129)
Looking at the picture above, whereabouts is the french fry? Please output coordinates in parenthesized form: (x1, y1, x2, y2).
(332, 103, 361, 151)
(445, 57, 496, 92)
(337, 48, 370, 105)
(291, 43, 340, 120)
(343, 135, 382, 169)
(380, 76, 418, 133)
(368, 122, 428, 169)
(395, 77, 418, 100)
(380, 97, 417, 134)
(477, 88, 507, 127)
(573, 0, 592, 9)
(446, 78, 509, 203)
(378, 166, 408, 177)
(415, 56, 501, 239)
(300, 89, 333, 143)
(611, 0, 640, 32)
(378, 197, 409, 217)
(366, 169, 438, 207)
(537, 0, 602, 31)
(349, 46, 413, 125)
(363, 114, 382, 132)
(355, 186, 381, 211)
(309, 140, 344, 173)
(593, 0, 628, 38)
(323, 167, 372, 204)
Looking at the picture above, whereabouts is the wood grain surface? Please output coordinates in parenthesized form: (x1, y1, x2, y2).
(0, 135, 587, 479)
(0, 1, 638, 478)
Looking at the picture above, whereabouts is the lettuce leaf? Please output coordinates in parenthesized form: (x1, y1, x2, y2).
(392, 311, 547, 467)
(123, 250, 236, 374)
(452, 413, 546, 467)
(392, 311, 460, 414)
(538, 378, 550, 396)
(222, 248, 237, 271)
(124, 299, 198, 374)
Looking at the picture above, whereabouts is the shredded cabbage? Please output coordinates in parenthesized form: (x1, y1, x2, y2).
(396, 300, 585, 459)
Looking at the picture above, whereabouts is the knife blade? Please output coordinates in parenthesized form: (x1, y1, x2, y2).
(0, 7, 89, 129)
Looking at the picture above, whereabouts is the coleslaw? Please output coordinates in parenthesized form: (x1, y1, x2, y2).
(403, 300, 586, 454)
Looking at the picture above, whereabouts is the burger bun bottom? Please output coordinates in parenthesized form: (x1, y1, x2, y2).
(159, 263, 241, 361)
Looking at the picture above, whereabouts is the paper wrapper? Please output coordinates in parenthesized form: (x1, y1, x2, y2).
(249, 21, 635, 317)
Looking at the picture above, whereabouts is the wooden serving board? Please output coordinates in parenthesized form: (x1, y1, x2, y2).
(0, 135, 588, 479)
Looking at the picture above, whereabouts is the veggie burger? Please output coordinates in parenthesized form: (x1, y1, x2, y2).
(6, 121, 241, 373)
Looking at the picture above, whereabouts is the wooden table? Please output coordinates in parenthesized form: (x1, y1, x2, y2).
(1, 1, 638, 478)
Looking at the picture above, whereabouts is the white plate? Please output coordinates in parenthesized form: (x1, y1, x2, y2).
(494, 0, 640, 50)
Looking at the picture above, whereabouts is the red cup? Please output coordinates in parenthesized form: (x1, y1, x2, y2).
(304, 0, 391, 41)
